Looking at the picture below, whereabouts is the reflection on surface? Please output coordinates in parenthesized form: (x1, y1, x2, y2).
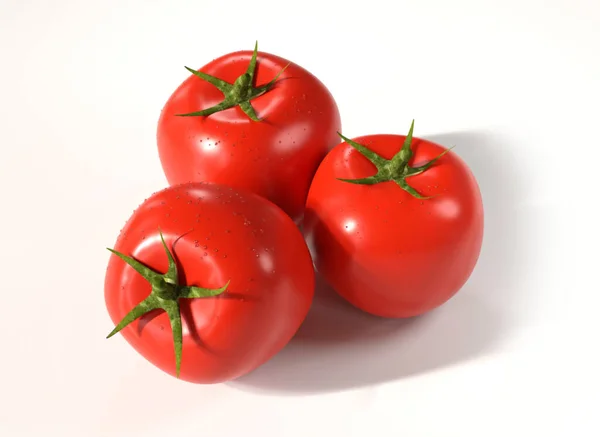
(343, 219, 357, 233)
(434, 197, 461, 220)
(258, 250, 275, 275)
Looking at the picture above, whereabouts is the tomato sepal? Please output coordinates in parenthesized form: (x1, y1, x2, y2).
(106, 230, 229, 377)
(336, 120, 454, 199)
(175, 41, 289, 121)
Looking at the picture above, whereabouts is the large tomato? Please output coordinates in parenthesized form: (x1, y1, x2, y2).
(156, 42, 341, 223)
(104, 182, 314, 383)
(303, 121, 484, 318)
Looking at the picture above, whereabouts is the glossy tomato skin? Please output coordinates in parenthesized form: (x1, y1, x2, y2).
(104, 183, 314, 383)
(157, 49, 341, 223)
(303, 135, 484, 318)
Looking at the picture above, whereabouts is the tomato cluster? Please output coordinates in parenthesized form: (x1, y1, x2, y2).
(105, 43, 484, 383)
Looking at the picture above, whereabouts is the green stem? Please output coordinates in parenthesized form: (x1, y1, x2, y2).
(337, 120, 454, 199)
(106, 230, 229, 377)
(175, 41, 289, 121)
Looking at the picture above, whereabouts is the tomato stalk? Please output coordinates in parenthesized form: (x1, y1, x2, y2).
(337, 120, 453, 199)
(106, 230, 229, 377)
(175, 41, 289, 121)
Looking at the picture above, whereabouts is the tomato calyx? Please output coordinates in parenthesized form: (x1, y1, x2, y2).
(336, 120, 453, 199)
(175, 41, 289, 121)
(106, 230, 230, 377)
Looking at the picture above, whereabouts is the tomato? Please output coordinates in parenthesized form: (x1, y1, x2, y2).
(156, 42, 341, 223)
(104, 182, 314, 383)
(303, 121, 484, 318)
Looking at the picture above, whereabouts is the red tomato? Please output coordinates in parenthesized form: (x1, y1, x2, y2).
(303, 121, 484, 318)
(157, 43, 341, 223)
(104, 182, 314, 383)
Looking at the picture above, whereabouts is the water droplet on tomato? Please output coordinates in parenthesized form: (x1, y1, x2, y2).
(203, 252, 208, 256)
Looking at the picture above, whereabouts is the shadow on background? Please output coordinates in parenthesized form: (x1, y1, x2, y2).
(231, 130, 528, 395)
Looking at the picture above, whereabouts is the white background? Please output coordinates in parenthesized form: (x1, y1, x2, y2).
(1, 0, 599, 435)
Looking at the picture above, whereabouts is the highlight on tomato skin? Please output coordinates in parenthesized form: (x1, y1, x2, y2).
(104, 182, 315, 383)
(156, 41, 342, 224)
(303, 122, 484, 318)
